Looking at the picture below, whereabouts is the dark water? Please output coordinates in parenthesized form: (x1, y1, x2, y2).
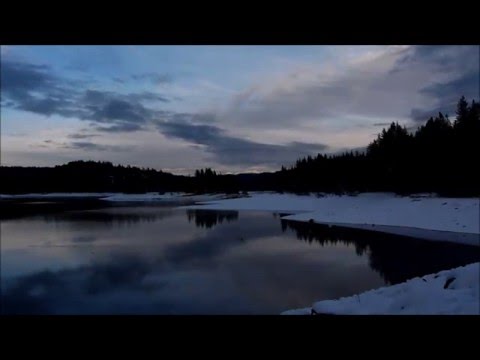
(1, 203, 479, 314)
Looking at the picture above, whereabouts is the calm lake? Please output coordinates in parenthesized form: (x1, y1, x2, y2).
(2, 200, 479, 314)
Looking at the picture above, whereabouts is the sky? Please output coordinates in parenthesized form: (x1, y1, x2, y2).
(1, 45, 478, 175)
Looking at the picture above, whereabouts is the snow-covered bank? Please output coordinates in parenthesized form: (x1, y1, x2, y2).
(282, 262, 480, 315)
(185, 192, 479, 245)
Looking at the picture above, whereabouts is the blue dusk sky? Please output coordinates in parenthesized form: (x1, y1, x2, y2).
(1, 45, 478, 174)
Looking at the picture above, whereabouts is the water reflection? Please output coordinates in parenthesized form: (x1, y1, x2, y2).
(186, 209, 239, 229)
(42, 208, 174, 228)
(2, 255, 160, 314)
(0, 199, 107, 220)
(281, 220, 480, 284)
(2, 207, 479, 314)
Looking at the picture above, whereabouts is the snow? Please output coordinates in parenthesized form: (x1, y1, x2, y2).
(281, 307, 312, 315)
(186, 192, 480, 245)
(282, 262, 480, 315)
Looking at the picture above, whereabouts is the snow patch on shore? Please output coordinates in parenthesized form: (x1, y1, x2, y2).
(186, 193, 479, 241)
(282, 262, 480, 315)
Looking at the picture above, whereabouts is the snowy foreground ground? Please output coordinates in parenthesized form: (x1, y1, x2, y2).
(185, 192, 479, 315)
(282, 262, 480, 315)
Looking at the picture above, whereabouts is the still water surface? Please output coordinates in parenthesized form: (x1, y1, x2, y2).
(2, 203, 479, 314)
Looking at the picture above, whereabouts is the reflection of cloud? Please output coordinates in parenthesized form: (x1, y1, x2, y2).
(1, 254, 248, 314)
(1, 255, 156, 314)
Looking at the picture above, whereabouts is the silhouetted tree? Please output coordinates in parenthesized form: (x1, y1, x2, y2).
(1, 96, 478, 196)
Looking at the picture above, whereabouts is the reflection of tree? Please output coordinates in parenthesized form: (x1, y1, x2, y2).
(41, 208, 173, 228)
(273, 212, 294, 220)
(281, 220, 480, 285)
(186, 210, 239, 229)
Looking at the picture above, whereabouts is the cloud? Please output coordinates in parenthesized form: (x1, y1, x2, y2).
(112, 77, 125, 84)
(157, 118, 327, 166)
(29, 139, 130, 153)
(131, 72, 172, 85)
(1, 60, 80, 117)
(81, 90, 170, 129)
(216, 45, 478, 130)
(392, 45, 478, 75)
(396, 46, 480, 121)
(1, 61, 60, 97)
(86, 96, 148, 124)
(95, 123, 144, 132)
(127, 91, 170, 103)
(1, 60, 171, 133)
(64, 141, 134, 152)
(67, 133, 99, 139)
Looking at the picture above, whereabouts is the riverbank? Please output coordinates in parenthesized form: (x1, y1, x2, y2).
(185, 192, 479, 246)
(282, 262, 480, 315)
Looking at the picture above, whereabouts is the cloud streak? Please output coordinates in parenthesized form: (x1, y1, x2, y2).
(157, 118, 328, 166)
(131, 72, 172, 85)
(67, 133, 99, 139)
(64, 141, 134, 152)
(1, 61, 171, 133)
(217, 45, 479, 129)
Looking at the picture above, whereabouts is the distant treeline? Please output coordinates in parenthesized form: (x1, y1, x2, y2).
(1, 96, 478, 196)
(279, 96, 479, 196)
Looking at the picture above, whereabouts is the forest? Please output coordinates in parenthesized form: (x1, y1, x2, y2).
(1, 96, 478, 196)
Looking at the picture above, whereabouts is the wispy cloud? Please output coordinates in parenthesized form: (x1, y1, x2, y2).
(67, 133, 99, 139)
(64, 141, 134, 152)
(215, 45, 478, 130)
(1, 60, 172, 133)
(157, 117, 328, 166)
(131, 72, 172, 85)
